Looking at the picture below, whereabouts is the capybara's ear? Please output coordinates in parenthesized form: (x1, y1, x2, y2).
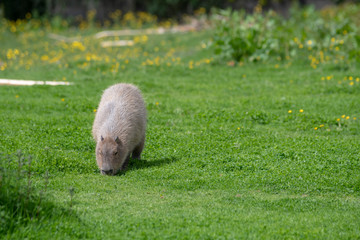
(101, 136, 104, 141)
(115, 136, 122, 145)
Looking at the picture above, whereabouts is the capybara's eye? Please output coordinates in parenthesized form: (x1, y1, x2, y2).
(114, 151, 118, 155)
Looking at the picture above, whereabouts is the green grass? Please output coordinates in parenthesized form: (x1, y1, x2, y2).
(1, 23, 360, 239)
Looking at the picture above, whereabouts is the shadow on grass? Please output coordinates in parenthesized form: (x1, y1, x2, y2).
(127, 156, 178, 171)
(0, 151, 90, 237)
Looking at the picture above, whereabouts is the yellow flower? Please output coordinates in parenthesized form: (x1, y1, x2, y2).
(71, 41, 85, 51)
(155, 102, 159, 106)
(321, 77, 325, 81)
(41, 55, 49, 61)
(146, 59, 154, 65)
(341, 115, 345, 118)
(154, 56, 160, 66)
(288, 110, 292, 114)
(15, 95, 19, 98)
(346, 116, 350, 120)
(356, 78, 360, 82)
(141, 35, 148, 42)
(61, 98, 65, 102)
(349, 76, 353, 81)
(133, 36, 140, 43)
(336, 118, 340, 122)
(307, 40, 313, 45)
(353, 117, 357, 120)
(188, 61, 194, 69)
(93, 109, 97, 112)
(349, 82, 354, 86)
(314, 127, 318, 130)
(299, 109, 304, 113)
(319, 124, 324, 128)
(10, 25, 16, 32)
(274, 64, 279, 69)
(326, 76, 332, 80)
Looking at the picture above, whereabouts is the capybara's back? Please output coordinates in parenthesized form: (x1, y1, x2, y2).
(92, 83, 146, 175)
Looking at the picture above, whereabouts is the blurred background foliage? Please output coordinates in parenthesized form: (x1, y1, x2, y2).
(1, 0, 360, 21)
(0, 0, 359, 65)
(211, 3, 360, 64)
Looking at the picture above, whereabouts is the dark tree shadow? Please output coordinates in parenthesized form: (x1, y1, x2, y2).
(117, 156, 178, 175)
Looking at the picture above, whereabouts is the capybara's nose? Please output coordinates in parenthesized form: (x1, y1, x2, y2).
(101, 169, 113, 175)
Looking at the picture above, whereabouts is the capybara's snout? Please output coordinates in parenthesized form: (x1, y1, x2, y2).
(101, 169, 114, 175)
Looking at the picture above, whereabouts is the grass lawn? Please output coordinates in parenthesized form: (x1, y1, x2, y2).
(0, 21, 360, 239)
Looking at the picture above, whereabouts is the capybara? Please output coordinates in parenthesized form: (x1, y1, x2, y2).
(92, 83, 146, 175)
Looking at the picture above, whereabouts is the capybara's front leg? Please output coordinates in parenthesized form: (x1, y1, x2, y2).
(121, 154, 131, 171)
(132, 136, 145, 160)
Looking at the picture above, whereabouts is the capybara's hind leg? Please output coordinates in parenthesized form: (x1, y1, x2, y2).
(132, 136, 145, 160)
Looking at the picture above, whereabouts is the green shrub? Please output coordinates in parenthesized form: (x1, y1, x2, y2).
(210, 4, 360, 65)
(211, 8, 283, 62)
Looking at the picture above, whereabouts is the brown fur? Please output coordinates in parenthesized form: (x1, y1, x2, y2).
(92, 83, 146, 175)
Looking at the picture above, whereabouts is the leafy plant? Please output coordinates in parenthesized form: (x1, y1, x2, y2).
(210, 3, 360, 64)
(211, 8, 283, 62)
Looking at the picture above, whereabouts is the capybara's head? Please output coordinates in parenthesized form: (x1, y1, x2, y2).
(96, 136, 127, 175)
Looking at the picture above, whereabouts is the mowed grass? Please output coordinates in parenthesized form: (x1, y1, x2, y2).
(1, 26, 360, 239)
